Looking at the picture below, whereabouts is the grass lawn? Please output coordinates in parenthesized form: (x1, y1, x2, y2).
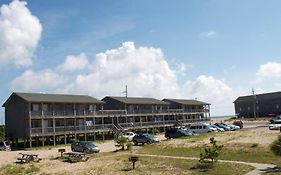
(0, 154, 254, 175)
(136, 131, 281, 167)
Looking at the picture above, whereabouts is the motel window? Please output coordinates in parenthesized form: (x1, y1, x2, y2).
(239, 108, 242, 112)
(42, 104, 48, 111)
(256, 106, 259, 110)
(248, 107, 250, 111)
(32, 104, 40, 111)
(277, 104, 280, 109)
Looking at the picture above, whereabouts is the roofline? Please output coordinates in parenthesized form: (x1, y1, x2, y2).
(3, 92, 104, 106)
(103, 96, 170, 105)
(163, 98, 210, 105)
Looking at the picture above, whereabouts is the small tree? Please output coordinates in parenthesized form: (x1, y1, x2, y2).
(116, 136, 128, 150)
(199, 137, 223, 167)
(270, 135, 281, 156)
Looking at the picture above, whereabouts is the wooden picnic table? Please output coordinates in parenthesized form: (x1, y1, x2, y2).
(17, 153, 42, 163)
(64, 152, 89, 163)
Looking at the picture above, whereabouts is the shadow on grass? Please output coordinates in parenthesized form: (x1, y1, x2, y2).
(190, 163, 213, 172)
(261, 167, 281, 174)
(121, 168, 133, 172)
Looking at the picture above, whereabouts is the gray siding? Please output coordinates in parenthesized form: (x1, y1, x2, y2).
(5, 95, 29, 139)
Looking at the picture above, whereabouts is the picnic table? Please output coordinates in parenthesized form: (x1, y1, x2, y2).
(64, 152, 89, 163)
(17, 153, 42, 163)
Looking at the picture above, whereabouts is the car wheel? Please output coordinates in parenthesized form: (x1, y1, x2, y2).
(133, 141, 138, 146)
(146, 140, 151, 144)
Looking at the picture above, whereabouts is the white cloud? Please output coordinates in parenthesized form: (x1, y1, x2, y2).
(199, 31, 217, 39)
(0, 0, 42, 68)
(9, 69, 66, 92)
(9, 41, 237, 116)
(58, 53, 89, 71)
(182, 75, 236, 116)
(64, 41, 181, 98)
(256, 62, 281, 81)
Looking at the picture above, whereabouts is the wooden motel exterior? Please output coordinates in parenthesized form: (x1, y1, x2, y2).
(234, 91, 281, 118)
(2, 92, 210, 147)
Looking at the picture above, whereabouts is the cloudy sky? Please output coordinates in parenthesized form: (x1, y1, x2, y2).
(1, 0, 281, 123)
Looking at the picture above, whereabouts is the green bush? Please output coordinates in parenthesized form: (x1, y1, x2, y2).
(126, 142, 133, 151)
(0, 125, 5, 140)
(271, 135, 281, 156)
(116, 136, 128, 150)
(199, 137, 223, 167)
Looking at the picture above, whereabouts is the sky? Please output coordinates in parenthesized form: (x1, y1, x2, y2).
(1, 0, 281, 123)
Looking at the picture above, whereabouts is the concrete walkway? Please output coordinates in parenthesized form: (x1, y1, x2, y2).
(134, 153, 276, 175)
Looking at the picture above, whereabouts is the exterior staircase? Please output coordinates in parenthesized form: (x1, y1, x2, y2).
(112, 124, 124, 140)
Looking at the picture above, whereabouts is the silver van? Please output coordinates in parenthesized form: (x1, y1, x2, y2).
(188, 123, 217, 134)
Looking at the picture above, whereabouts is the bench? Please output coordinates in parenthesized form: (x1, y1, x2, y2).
(64, 152, 89, 163)
(17, 153, 42, 163)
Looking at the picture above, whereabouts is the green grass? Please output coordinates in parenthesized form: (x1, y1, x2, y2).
(136, 141, 281, 167)
(0, 164, 40, 175)
(83, 154, 254, 175)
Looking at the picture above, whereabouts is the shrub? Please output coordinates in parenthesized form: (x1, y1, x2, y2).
(0, 125, 5, 140)
(199, 137, 223, 167)
(116, 136, 128, 150)
(271, 135, 281, 156)
(126, 142, 133, 151)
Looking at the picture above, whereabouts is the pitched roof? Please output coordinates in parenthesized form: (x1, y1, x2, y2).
(163, 99, 210, 105)
(234, 91, 281, 103)
(103, 96, 169, 105)
(2, 92, 104, 106)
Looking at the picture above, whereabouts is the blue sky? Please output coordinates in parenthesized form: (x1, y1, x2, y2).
(1, 0, 281, 123)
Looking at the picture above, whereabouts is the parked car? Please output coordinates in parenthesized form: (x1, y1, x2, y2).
(227, 124, 240, 130)
(188, 123, 217, 134)
(233, 120, 243, 129)
(121, 131, 136, 141)
(71, 141, 100, 153)
(165, 128, 192, 139)
(0, 141, 11, 151)
(220, 123, 239, 131)
(215, 123, 231, 131)
(269, 120, 281, 130)
(210, 124, 225, 132)
(132, 133, 159, 145)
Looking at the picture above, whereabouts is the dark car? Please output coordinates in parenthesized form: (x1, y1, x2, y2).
(132, 134, 159, 145)
(71, 141, 100, 153)
(165, 128, 190, 139)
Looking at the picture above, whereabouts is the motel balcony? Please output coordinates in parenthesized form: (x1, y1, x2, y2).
(29, 108, 210, 118)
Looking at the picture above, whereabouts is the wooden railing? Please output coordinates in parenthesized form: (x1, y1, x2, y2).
(30, 108, 210, 118)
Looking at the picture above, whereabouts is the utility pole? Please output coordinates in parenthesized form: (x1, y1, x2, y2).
(252, 88, 257, 120)
(122, 85, 128, 97)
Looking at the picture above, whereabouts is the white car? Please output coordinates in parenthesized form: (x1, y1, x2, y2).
(121, 131, 136, 141)
(269, 120, 281, 130)
(211, 125, 225, 132)
(227, 124, 240, 130)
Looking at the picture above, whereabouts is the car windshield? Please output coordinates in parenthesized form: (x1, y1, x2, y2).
(143, 134, 154, 139)
(81, 142, 96, 147)
(272, 120, 281, 124)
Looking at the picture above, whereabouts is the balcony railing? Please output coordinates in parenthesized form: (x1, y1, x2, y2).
(30, 109, 210, 118)
(30, 117, 209, 135)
